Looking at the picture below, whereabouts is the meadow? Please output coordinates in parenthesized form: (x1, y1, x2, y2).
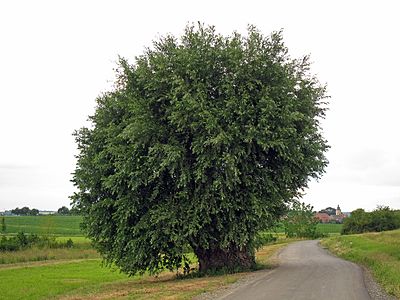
(0, 236, 287, 300)
(321, 229, 400, 298)
(3, 216, 343, 236)
(2, 215, 83, 236)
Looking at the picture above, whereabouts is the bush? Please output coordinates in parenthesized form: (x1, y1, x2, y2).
(283, 202, 322, 238)
(0, 233, 74, 251)
(342, 206, 400, 234)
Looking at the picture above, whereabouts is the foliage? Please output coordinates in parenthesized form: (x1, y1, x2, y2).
(1, 217, 5, 234)
(57, 206, 70, 215)
(0, 233, 74, 252)
(342, 206, 400, 234)
(283, 201, 321, 238)
(72, 23, 329, 275)
(11, 207, 39, 216)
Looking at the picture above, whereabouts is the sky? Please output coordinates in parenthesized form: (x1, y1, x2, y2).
(1, 0, 399, 212)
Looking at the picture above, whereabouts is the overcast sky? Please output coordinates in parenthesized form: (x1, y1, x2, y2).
(1, 0, 399, 212)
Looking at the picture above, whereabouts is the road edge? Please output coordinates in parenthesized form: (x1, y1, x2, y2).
(318, 240, 397, 300)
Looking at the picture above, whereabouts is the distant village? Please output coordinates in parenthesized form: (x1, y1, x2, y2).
(315, 205, 350, 224)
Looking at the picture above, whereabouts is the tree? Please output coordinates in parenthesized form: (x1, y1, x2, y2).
(342, 206, 400, 234)
(72, 24, 329, 275)
(12, 207, 30, 216)
(29, 208, 39, 216)
(1, 217, 6, 234)
(57, 206, 70, 215)
(283, 201, 319, 238)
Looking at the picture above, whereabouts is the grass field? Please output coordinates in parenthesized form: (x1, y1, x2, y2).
(0, 216, 346, 299)
(321, 229, 400, 298)
(3, 216, 343, 236)
(316, 223, 342, 235)
(3, 216, 83, 236)
(0, 241, 289, 300)
(271, 223, 342, 235)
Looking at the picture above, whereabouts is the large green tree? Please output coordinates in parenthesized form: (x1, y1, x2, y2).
(72, 24, 328, 275)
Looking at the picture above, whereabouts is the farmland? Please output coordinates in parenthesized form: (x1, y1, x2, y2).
(2, 216, 82, 236)
(0, 216, 345, 299)
(3, 216, 344, 236)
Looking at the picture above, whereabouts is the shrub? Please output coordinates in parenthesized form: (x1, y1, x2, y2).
(0, 233, 74, 251)
(283, 202, 321, 238)
(342, 206, 400, 234)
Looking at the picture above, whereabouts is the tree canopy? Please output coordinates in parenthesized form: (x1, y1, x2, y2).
(57, 206, 70, 215)
(11, 207, 39, 216)
(71, 24, 329, 275)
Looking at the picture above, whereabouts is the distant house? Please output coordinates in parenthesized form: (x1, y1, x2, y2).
(315, 205, 347, 224)
(38, 210, 56, 215)
(315, 212, 330, 223)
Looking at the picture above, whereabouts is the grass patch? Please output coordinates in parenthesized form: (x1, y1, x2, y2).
(0, 259, 129, 300)
(0, 247, 99, 265)
(0, 235, 95, 265)
(321, 229, 400, 298)
(316, 223, 342, 235)
(263, 223, 343, 236)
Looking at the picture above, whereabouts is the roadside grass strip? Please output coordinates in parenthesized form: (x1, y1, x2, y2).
(321, 229, 400, 298)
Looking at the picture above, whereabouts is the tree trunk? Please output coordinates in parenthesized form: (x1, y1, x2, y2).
(194, 245, 255, 273)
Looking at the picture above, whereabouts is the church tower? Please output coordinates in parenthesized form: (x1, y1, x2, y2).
(336, 205, 342, 216)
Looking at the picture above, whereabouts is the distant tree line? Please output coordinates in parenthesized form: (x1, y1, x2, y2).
(57, 206, 81, 215)
(11, 207, 39, 216)
(342, 206, 400, 234)
(8, 206, 80, 216)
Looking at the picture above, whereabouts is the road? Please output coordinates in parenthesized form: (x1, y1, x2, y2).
(217, 240, 371, 300)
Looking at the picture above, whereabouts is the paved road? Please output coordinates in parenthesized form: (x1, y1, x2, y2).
(218, 240, 371, 300)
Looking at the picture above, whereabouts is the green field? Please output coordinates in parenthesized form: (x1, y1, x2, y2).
(0, 241, 288, 300)
(2, 216, 83, 236)
(322, 229, 400, 298)
(316, 223, 342, 235)
(271, 223, 343, 235)
(3, 216, 343, 236)
(0, 215, 297, 299)
(0, 216, 347, 299)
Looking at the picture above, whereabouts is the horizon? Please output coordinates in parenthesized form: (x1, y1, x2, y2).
(1, 0, 399, 212)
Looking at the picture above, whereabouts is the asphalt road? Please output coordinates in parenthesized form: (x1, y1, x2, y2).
(217, 240, 371, 300)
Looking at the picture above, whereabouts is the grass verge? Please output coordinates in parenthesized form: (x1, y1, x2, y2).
(321, 229, 400, 298)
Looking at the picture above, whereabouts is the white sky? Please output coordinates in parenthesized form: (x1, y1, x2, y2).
(1, 0, 399, 212)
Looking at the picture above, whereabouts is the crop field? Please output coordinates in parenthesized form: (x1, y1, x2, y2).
(3, 216, 344, 236)
(316, 223, 342, 235)
(2, 216, 83, 236)
(321, 229, 400, 298)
